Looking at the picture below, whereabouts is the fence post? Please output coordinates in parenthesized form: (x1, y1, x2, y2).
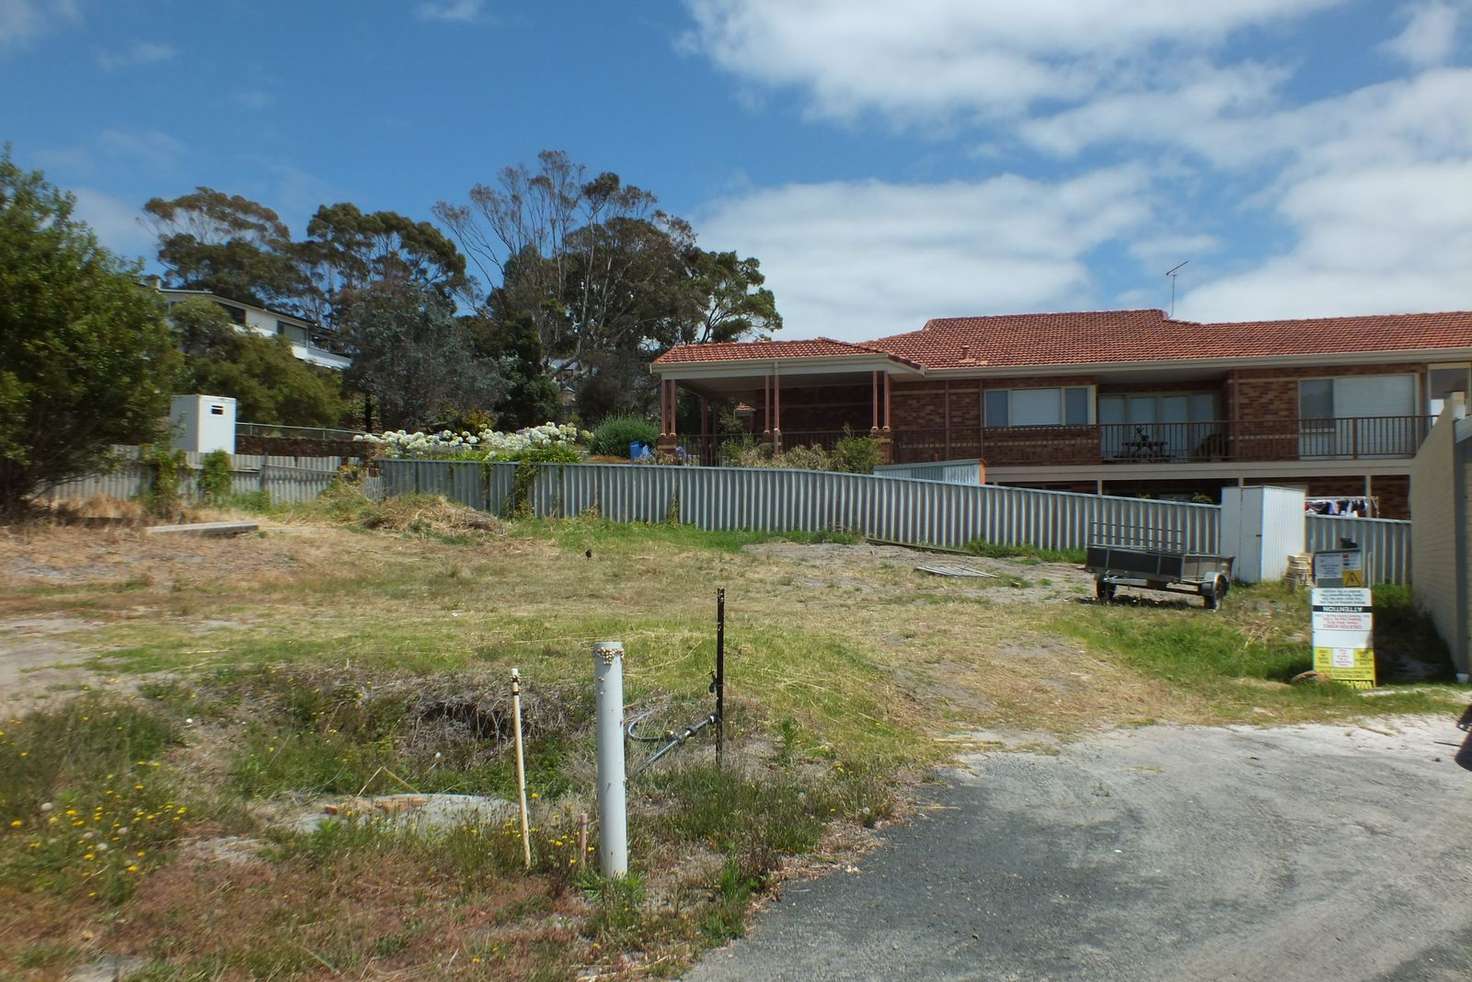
(592, 640, 628, 877)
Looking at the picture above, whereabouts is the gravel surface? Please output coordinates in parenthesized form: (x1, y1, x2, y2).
(688, 716, 1472, 982)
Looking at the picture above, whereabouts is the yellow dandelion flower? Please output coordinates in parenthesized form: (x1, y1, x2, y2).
(8, 819, 21, 828)
(127, 864, 139, 873)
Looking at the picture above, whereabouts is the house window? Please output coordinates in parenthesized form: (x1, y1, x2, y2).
(1298, 375, 1415, 420)
(1098, 391, 1221, 460)
(216, 302, 246, 325)
(1098, 392, 1218, 427)
(984, 386, 1093, 427)
(1298, 373, 1418, 457)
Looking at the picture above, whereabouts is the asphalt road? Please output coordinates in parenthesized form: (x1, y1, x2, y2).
(687, 714, 1472, 982)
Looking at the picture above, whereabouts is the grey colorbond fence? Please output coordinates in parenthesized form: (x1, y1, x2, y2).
(42, 447, 374, 506)
(1305, 514, 1411, 585)
(382, 460, 1221, 555)
(873, 459, 985, 486)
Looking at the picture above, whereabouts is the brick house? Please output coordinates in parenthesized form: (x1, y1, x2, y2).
(650, 309, 1472, 519)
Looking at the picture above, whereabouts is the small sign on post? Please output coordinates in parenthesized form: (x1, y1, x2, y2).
(1310, 586, 1376, 689)
(1312, 548, 1365, 587)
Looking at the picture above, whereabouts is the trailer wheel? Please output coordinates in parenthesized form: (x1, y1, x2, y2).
(1203, 574, 1229, 610)
(1095, 578, 1116, 603)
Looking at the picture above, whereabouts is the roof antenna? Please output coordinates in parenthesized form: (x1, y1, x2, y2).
(1165, 260, 1190, 318)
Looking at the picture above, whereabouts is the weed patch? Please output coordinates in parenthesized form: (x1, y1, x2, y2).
(0, 697, 192, 904)
(965, 538, 1086, 565)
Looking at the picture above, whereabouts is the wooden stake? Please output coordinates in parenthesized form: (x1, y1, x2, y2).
(577, 812, 589, 870)
(511, 668, 531, 872)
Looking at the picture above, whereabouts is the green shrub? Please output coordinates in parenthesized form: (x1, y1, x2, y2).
(143, 445, 187, 517)
(197, 450, 233, 504)
(589, 415, 658, 457)
(495, 443, 581, 465)
(830, 428, 880, 474)
(777, 444, 830, 470)
(719, 438, 768, 467)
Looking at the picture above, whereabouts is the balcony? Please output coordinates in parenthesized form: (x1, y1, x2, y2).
(892, 416, 1436, 466)
(291, 342, 352, 371)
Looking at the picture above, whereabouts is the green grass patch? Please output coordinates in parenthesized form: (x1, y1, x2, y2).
(964, 537, 1086, 565)
(1056, 583, 1466, 719)
(515, 515, 861, 555)
(0, 697, 193, 904)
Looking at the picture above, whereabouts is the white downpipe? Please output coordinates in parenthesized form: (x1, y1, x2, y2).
(593, 640, 628, 877)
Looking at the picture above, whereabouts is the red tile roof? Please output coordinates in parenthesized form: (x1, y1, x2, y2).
(654, 309, 1472, 371)
(655, 336, 921, 368)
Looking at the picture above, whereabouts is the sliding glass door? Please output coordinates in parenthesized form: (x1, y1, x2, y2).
(1099, 392, 1219, 461)
(1299, 374, 1416, 457)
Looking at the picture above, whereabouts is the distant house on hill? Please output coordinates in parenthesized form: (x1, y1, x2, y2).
(144, 276, 351, 371)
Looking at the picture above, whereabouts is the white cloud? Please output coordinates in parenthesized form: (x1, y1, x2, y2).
(680, 0, 1342, 126)
(97, 128, 185, 171)
(1381, 1, 1464, 67)
(1087, 66, 1472, 320)
(70, 186, 151, 260)
(1181, 160, 1472, 321)
(97, 40, 176, 71)
(698, 167, 1155, 341)
(415, 0, 485, 23)
(680, 0, 1472, 327)
(1129, 234, 1221, 272)
(0, 0, 80, 49)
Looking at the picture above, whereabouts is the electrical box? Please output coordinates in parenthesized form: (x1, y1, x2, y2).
(170, 394, 236, 455)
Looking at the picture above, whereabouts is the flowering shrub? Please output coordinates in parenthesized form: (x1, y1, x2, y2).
(355, 422, 588, 461)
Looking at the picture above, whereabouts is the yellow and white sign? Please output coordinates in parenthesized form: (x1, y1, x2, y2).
(1313, 549, 1365, 587)
(1311, 587, 1375, 688)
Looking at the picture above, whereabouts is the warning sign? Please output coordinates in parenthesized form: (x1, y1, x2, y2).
(1310, 587, 1375, 688)
(1313, 549, 1364, 587)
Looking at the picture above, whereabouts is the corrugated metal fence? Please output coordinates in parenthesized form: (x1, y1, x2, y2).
(1305, 514, 1412, 585)
(43, 447, 374, 506)
(874, 459, 984, 486)
(382, 460, 1221, 555)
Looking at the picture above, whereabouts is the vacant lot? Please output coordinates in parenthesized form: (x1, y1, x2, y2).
(1, 491, 1465, 980)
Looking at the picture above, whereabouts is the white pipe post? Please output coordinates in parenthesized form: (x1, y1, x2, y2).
(592, 640, 628, 877)
(511, 668, 531, 872)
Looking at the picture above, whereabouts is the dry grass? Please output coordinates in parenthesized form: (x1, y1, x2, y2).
(1, 497, 1465, 979)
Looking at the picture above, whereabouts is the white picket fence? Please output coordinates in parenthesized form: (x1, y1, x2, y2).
(41, 446, 374, 506)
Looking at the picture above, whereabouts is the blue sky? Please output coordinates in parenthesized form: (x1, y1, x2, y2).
(4, 0, 1471, 341)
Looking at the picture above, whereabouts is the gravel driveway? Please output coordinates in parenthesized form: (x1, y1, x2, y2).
(689, 715, 1472, 982)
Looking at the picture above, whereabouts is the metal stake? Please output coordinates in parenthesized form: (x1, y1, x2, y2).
(511, 668, 531, 872)
(715, 588, 725, 767)
(592, 640, 628, 877)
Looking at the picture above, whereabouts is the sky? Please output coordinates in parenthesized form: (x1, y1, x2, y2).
(3, 0, 1472, 342)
